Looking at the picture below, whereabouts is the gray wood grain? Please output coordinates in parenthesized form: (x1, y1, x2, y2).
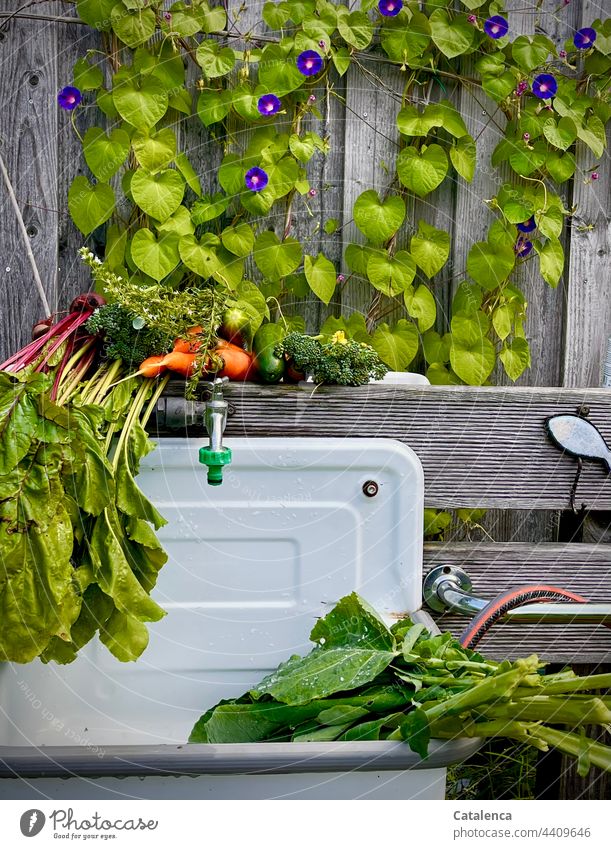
(0, 3, 59, 358)
(563, 0, 611, 389)
(56, 10, 101, 304)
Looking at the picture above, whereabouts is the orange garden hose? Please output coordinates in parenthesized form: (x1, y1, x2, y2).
(459, 585, 589, 650)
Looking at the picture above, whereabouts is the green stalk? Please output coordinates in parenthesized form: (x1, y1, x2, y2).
(529, 725, 611, 774)
(481, 696, 611, 727)
(422, 660, 539, 725)
(89, 359, 123, 406)
(111, 379, 151, 471)
(522, 673, 611, 696)
(140, 374, 170, 428)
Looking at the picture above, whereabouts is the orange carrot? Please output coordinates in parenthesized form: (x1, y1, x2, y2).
(161, 351, 198, 378)
(173, 325, 203, 353)
(138, 355, 168, 378)
(213, 341, 254, 381)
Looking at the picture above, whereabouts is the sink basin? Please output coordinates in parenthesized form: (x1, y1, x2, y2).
(0, 437, 478, 799)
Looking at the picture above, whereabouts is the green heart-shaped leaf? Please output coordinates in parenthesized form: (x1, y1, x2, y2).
(450, 313, 496, 385)
(405, 284, 436, 332)
(289, 133, 317, 163)
(545, 150, 576, 182)
(83, 127, 130, 182)
(429, 100, 469, 138)
(196, 40, 236, 78)
(112, 69, 169, 130)
(467, 241, 515, 290)
(577, 115, 606, 158)
(381, 12, 430, 63)
(410, 221, 450, 277)
(449, 135, 476, 182)
(76, 0, 116, 30)
(397, 144, 448, 197)
(482, 71, 517, 102)
(131, 169, 185, 221)
(131, 229, 180, 281)
(132, 128, 177, 171)
(197, 88, 231, 126)
(258, 45, 304, 97)
(535, 237, 564, 288)
(429, 9, 475, 59)
(304, 253, 337, 304)
(422, 329, 451, 365)
(492, 304, 513, 341)
(221, 223, 255, 257)
(397, 105, 442, 137)
(254, 231, 302, 280)
(73, 57, 104, 91)
(337, 10, 373, 50)
(371, 320, 419, 370)
(509, 141, 547, 177)
(178, 233, 221, 279)
(453, 281, 483, 315)
(543, 116, 577, 151)
(367, 250, 415, 297)
(353, 190, 405, 244)
(499, 337, 530, 381)
(535, 206, 564, 240)
(156, 206, 195, 237)
(511, 35, 554, 73)
(110, 5, 156, 48)
(68, 176, 115, 235)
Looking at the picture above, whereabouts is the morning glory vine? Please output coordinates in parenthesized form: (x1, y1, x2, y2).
(57, 0, 610, 386)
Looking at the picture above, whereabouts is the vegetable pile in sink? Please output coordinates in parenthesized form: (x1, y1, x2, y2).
(191, 593, 611, 778)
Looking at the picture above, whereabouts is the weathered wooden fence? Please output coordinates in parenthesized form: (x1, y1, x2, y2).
(0, 0, 609, 380)
(0, 0, 610, 798)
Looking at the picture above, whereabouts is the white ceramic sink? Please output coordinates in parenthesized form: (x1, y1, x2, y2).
(0, 438, 424, 749)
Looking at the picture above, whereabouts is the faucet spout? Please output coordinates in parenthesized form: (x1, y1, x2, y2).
(199, 377, 232, 486)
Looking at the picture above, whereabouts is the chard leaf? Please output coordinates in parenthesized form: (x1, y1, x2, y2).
(0, 501, 74, 663)
(310, 591, 396, 651)
(88, 507, 166, 623)
(0, 375, 45, 474)
(400, 708, 431, 759)
(250, 646, 396, 705)
(99, 607, 150, 662)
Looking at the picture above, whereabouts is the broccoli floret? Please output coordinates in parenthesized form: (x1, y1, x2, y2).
(85, 303, 171, 367)
(275, 331, 388, 386)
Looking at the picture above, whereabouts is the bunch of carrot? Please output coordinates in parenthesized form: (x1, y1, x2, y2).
(138, 327, 254, 381)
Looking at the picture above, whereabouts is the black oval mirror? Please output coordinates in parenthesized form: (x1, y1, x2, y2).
(546, 414, 611, 471)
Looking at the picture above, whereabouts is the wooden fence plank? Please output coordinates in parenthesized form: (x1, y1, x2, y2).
(0, 4, 59, 360)
(563, 0, 611, 388)
(160, 382, 611, 510)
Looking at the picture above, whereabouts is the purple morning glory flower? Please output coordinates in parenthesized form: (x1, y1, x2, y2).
(296, 50, 323, 76)
(57, 86, 82, 111)
(532, 73, 558, 99)
(573, 27, 597, 50)
(484, 15, 508, 39)
(517, 216, 536, 233)
(378, 0, 402, 16)
(515, 238, 533, 257)
(245, 167, 268, 192)
(257, 94, 281, 117)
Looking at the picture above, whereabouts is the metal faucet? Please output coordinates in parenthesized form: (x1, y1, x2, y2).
(199, 377, 232, 486)
(423, 564, 611, 625)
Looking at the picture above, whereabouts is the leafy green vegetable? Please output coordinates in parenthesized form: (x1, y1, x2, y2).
(189, 593, 611, 777)
(275, 332, 388, 386)
(86, 303, 171, 367)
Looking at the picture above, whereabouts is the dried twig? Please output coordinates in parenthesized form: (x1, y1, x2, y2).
(0, 151, 52, 315)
